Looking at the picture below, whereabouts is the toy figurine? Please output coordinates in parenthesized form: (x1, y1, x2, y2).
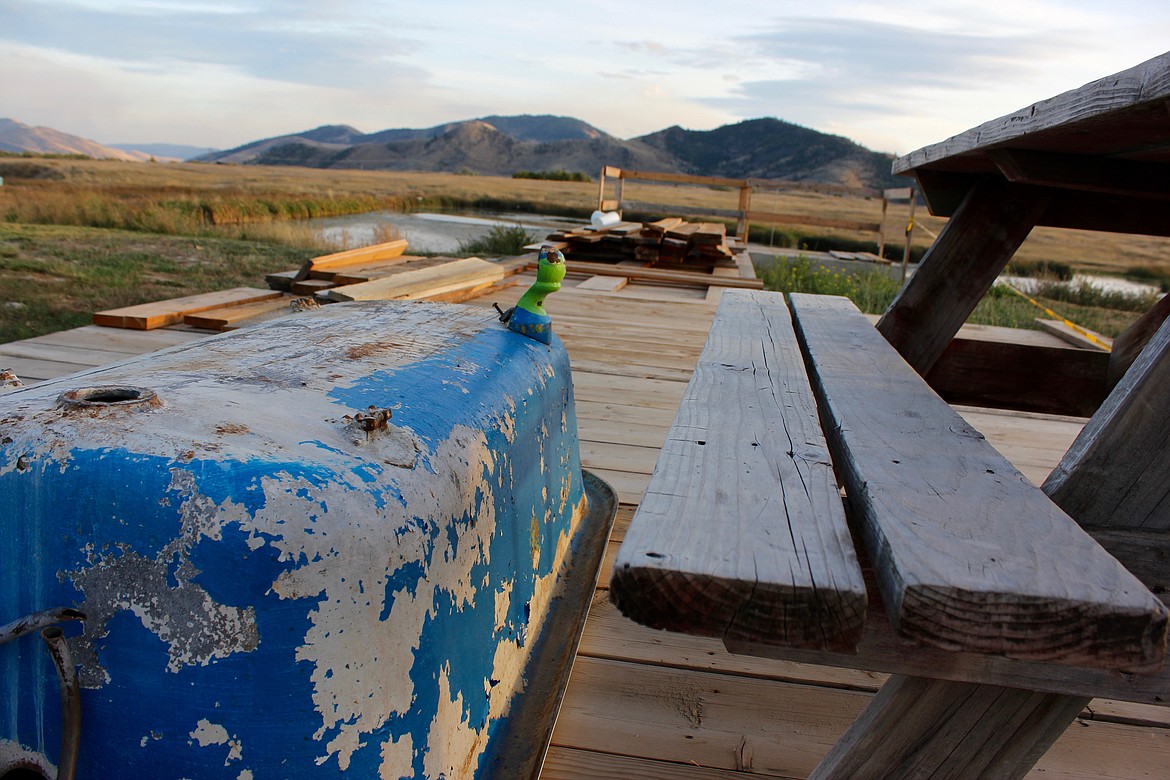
(496, 245, 566, 344)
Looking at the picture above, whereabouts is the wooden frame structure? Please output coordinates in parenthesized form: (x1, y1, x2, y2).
(596, 166, 903, 248)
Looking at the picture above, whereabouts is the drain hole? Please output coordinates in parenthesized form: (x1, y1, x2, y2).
(59, 385, 159, 409)
(83, 388, 139, 403)
(1, 767, 52, 780)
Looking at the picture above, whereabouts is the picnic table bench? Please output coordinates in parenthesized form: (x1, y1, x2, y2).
(611, 50, 1170, 779)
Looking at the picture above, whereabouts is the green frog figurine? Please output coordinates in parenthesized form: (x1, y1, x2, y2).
(497, 245, 566, 344)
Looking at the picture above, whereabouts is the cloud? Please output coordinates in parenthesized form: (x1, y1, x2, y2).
(689, 16, 1100, 152)
(0, 0, 430, 89)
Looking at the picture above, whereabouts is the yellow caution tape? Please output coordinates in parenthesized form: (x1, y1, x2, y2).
(998, 281, 1112, 351)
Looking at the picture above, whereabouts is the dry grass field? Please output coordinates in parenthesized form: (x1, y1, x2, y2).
(1, 157, 1167, 344)
(4, 157, 1169, 275)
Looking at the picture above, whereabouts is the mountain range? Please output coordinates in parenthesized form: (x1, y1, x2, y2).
(1, 114, 901, 189)
(200, 115, 901, 189)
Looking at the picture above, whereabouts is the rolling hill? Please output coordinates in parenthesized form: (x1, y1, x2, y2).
(0, 118, 148, 161)
(201, 115, 902, 189)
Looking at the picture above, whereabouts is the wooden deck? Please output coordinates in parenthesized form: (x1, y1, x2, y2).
(4, 276, 1168, 778)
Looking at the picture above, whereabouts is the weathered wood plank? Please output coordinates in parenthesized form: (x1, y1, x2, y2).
(318, 254, 431, 284)
(990, 149, 1170, 201)
(893, 51, 1170, 174)
(325, 257, 504, 301)
(182, 295, 294, 330)
(611, 290, 866, 651)
(547, 655, 1170, 780)
(93, 287, 282, 330)
(556, 260, 764, 290)
(0, 341, 129, 369)
(1108, 293, 1170, 390)
(300, 238, 407, 277)
(22, 324, 206, 353)
(1045, 315, 1170, 531)
(541, 747, 755, 780)
(925, 337, 1109, 418)
(574, 275, 628, 292)
(725, 553, 1170, 705)
(876, 177, 1050, 375)
(809, 675, 1090, 780)
(790, 293, 1168, 671)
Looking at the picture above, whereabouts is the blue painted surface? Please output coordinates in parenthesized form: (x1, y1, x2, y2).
(0, 302, 587, 778)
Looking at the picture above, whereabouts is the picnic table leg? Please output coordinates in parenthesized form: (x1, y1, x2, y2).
(809, 675, 1089, 780)
(876, 176, 1050, 376)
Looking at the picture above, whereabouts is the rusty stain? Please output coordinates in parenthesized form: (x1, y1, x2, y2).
(215, 423, 250, 436)
(345, 341, 408, 360)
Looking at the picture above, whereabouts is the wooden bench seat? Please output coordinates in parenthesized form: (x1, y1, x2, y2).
(610, 288, 1170, 778)
(608, 289, 867, 652)
(612, 289, 1168, 672)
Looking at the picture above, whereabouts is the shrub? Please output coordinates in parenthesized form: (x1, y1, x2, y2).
(512, 169, 591, 183)
(458, 224, 533, 256)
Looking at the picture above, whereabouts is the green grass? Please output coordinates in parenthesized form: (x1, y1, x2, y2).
(512, 169, 592, 182)
(756, 255, 903, 313)
(0, 223, 315, 343)
(756, 254, 1146, 337)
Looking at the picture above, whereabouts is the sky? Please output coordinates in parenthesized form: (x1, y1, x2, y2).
(2, 0, 1169, 156)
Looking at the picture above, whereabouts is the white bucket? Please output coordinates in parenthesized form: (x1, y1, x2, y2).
(590, 210, 621, 229)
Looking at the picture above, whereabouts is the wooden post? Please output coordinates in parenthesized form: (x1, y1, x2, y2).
(899, 188, 916, 284)
(810, 676, 1089, 780)
(878, 195, 889, 259)
(1045, 313, 1170, 531)
(614, 175, 624, 217)
(876, 176, 1050, 376)
(736, 185, 752, 240)
(596, 166, 607, 211)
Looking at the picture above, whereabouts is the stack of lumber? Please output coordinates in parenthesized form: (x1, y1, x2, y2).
(324, 257, 506, 302)
(540, 218, 737, 272)
(268, 239, 415, 295)
(94, 288, 286, 330)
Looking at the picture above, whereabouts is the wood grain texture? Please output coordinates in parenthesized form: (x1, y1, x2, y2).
(1107, 293, 1170, 390)
(324, 257, 504, 301)
(611, 290, 866, 651)
(876, 176, 1050, 375)
(574, 275, 629, 292)
(725, 553, 1170, 705)
(893, 52, 1170, 174)
(556, 260, 764, 290)
(924, 336, 1109, 418)
(809, 675, 1089, 780)
(305, 238, 408, 272)
(791, 293, 1168, 671)
(182, 295, 294, 330)
(92, 287, 282, 330)
(1045, 315, 1170, 531)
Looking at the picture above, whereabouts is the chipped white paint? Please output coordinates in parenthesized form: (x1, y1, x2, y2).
(189, 718, 243, 765)
(1, 301, 589, 777)
(379, 732, 414, 779)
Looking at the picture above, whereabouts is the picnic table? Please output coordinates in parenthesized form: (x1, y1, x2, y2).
(610, 51, 1170, 778)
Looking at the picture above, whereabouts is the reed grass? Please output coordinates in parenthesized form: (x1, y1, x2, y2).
(458, 224, 535, 256)
(757, 254, 1147, 337)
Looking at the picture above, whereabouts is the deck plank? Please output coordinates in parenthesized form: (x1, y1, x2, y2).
(612, 290, 867, 652)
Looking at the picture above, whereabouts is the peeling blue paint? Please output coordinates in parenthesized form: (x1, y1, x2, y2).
(0, 302, 587, 778)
